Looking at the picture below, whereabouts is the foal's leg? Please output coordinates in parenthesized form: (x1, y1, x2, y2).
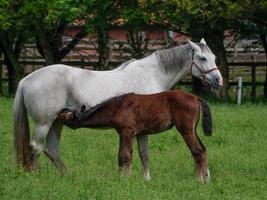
(137, 134, 151, 180)
(44, 121, 66, 174)
(179, 129, 209, 183)
(118, 129, 134, 176)
(30, 123, 51, 171)
(196, 134, 210, 181)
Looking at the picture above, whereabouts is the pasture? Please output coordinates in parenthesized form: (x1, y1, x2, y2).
(1, 97, 267, 199)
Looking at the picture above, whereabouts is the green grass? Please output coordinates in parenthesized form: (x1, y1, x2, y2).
(1, 97, 267, 200)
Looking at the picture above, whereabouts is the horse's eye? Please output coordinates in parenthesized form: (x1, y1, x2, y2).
(199, 56, 207, 61)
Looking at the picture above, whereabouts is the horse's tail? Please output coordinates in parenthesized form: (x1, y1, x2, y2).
(198, 98, 212, 136)
(13, 80, 31, 170)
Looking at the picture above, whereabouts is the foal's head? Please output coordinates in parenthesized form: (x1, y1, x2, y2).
(57, 105, 86, 126)
(57, 94, 130, 126)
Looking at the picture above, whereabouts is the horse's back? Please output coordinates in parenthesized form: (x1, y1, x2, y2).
(19, 64, 88, 122)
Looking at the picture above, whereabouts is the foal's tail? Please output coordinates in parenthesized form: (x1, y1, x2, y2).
(198, 98, 212, 136)
(13, 80, 31, 170)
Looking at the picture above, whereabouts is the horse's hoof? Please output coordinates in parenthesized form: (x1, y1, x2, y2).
(30, 163, 39, 174)
(59, 166, 68, 175)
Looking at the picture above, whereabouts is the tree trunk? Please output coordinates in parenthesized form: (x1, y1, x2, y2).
(260, 34, 267, 99)
(36, 26, 87, 66)
(35, 30, 61, 66)
(127, 31, 148, 59)
(0, 55, 2, 96)
(97, 29, 110, 70)
(205, 31, 229, 101)
(5, 57, 17, 95)
(192, 77, 204, 95)
(0, 35, 22, 95)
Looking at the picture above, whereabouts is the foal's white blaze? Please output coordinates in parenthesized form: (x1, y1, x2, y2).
(66, 112, 74, 120)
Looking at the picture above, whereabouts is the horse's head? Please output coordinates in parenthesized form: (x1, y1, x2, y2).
(188, 39, 223, 91)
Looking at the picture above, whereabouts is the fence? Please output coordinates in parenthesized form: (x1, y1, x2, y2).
(0, 59, 266, 98)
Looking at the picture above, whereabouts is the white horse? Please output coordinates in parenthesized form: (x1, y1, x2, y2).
(13, 39, 222, 179)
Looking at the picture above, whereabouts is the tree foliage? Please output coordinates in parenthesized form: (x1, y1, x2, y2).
(0, 0, 34, 94)
(0, 0, 266, 97)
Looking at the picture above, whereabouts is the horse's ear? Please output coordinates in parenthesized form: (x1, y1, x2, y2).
(187, 39, 202, 54)
(80, 105, 86, 112)
(200, 38, 207, 45)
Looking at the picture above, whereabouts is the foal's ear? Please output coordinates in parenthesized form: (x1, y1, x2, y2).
(80, 105, 86, 112)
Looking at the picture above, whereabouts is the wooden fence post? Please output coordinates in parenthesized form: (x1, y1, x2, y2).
(81, 58, 84, 69)
(251, 56, 256, 100)
(237, 77, 243, 105)
(0, 60, 2, 96)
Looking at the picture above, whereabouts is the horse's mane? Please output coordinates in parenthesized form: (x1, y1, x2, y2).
(118, 59, 136, 69)
(154, 43, 192, 73)
(154, 42, 210, 73)
(82, 93, 134, 117)
(117, 42, 208, 74)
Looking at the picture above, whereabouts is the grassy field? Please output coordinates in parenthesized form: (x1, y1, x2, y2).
(1, 97, 267, 200)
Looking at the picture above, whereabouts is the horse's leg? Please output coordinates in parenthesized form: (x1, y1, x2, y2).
(118, 129, 134, 176)
(44, 121, 66, 174)
(30, 123, 51, 171)
(178, 128, 209, 183)
(137, 134, 151, 180)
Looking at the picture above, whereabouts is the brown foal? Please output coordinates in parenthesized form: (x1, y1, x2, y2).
(57, 89, 212, 183)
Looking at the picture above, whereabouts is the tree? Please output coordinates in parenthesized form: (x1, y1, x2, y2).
(45, 0, 124, 70)
(182, 1, 247, 100)
(120, 1, 150, 58)
(146, 0, 249, 100)
(237, 0, 267, 98)
(119, 0, 233, 99)
(88, 0, 117, 70)
(0, 0, 31, 94)
(22, 0, 88, 65)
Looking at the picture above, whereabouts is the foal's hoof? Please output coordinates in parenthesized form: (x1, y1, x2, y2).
(198, 169, 210, 183)
(118, 167, 132, 177)
(203, 169, 210, 183)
